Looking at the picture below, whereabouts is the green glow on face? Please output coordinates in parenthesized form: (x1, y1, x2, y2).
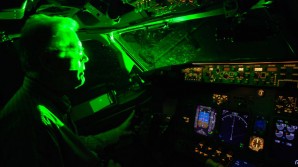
(37, 105, 64, 127)
(49, 28, 88, 89)
(109, 33, 135, 73)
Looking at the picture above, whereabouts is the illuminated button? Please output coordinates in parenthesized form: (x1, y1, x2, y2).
(226, 153, 233, 161)
(257, 89, 265, 97)
(195, 148, 199, 152)
(199, 143, 204, 149)
(254, 67, 263, 72)
(215, 149, 222, 156)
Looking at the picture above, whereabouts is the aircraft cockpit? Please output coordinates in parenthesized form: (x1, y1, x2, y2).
(1, 0, 298, 166)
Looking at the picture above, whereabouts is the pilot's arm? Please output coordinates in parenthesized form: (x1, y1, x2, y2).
(79, 111, 135, 151)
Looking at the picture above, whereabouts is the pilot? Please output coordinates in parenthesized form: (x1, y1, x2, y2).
(0, 13, 224, 167)
(0, 14, 133, 167)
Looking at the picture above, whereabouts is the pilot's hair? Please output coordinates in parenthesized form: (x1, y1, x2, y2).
(18, 14, 79, 72)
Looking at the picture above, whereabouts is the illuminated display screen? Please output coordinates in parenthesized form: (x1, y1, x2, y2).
(194, 105, 216, 136)
(271, 119, 298, 165)
(253, 116, 267, 134)
(219, 110, 249, 147)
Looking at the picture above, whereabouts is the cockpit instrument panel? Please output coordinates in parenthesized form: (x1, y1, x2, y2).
(182, 61, 298, 88)
(154, 61, 298, 167)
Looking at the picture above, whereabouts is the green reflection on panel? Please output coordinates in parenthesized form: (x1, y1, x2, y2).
(111, 8, 224, 34)
(109, 34, 135, 73)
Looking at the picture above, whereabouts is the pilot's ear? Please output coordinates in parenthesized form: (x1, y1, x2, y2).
(39, 51, 66, 72)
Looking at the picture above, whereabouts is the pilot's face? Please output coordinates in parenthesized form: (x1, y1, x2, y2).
(47, 28, 89, 90)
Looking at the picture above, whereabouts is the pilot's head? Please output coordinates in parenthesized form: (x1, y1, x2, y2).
(18, 14, 89, 92)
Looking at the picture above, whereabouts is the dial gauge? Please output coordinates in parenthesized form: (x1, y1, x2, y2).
(249, 136, 264, 152)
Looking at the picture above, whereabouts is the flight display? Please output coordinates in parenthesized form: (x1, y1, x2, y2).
(194, 105, 217, 137)
(219, 110, 249, 147)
